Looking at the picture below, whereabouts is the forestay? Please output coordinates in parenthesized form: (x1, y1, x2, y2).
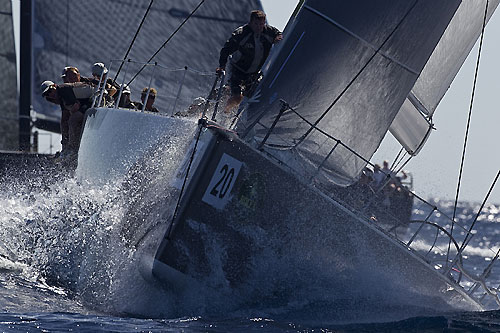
(390, 0, 500, 155)
(240, 0, 460, 186)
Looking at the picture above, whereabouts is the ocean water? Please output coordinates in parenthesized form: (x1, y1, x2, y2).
(1, 172, 500, 332)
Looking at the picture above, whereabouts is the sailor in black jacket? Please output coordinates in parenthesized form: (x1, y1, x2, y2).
(217, 10, 282, 111)
(41, 80, 93, 156)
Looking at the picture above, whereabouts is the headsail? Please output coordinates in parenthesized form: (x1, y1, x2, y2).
(240, 0, 460, 186)
(390, 0, 500, 155)
(0, 1, 18, 150)
(32, 0, 261, 128)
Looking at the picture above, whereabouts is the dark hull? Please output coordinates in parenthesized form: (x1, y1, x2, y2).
(77, 108, 483, 313)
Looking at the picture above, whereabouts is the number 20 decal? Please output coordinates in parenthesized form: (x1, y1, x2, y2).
(210, 164, 235, 199)
(202, 153, 242, 210)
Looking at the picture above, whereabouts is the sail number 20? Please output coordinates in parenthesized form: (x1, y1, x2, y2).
(210, 164, 235, 199)
(202, 153, 243, 210)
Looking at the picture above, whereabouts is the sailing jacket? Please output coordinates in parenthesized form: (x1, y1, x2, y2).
(56, 82, 93, 113)
(219, 24, 281, 74)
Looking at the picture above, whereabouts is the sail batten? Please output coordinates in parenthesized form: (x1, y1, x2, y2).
(408, 92, 431, 116)
(241, 0, 461, 186)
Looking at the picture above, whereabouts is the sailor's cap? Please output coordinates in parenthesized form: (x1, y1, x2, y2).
(121, 84, 131, 94)
(41, 80, 55, 95)
(61, 66, 80, 78)
(193, 97, 206, 105)
(92, 62, 108, 76)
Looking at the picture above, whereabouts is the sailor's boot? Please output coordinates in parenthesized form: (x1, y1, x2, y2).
(224, 94, 243, 113)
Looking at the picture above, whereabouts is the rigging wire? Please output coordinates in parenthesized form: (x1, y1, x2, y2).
(114, 0, 155, 82)
(242, 1, 420, 141)
(460, 170, 500, 252)
(394, 153, 412, 177)
(127, 0, 206, 86)
(390, 147, 404, 171)
(445, 170, 500, 281)
(446, 0, 489, 267)
(390, 147, 409, 175)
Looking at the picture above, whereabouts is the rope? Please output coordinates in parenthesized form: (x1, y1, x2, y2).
(394, 154, 412, 177)
(114, 0, 154, 81)
(127, 0, 206, 86)
(446, 0, 489, 266)
(390, 147, 404, 171)
(390, 147, 410, 175)
(201, 74, 222, 119)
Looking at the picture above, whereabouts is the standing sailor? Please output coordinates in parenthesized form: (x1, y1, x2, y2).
(40, 80, 93, 159)
(216, 10, 282, 111)
(59, 66, 92, 153)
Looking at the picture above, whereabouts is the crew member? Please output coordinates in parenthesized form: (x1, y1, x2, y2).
(91, 62, 119, 105)
(59, 66, 92, 151)
(216, 10, 282, 111)
(137, 87, 159, 112)
(41, 80, 93, 158)
(118, 84, 139, 110)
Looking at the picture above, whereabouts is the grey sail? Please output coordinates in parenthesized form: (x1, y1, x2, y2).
(32, 0, 262, 126)
(0, 0, 18, 150)
(240, 0, 460, 186)
(390, 0, 500, 155)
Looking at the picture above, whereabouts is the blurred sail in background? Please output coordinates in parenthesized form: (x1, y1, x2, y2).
(0, 0, 18, 150)
(32, 0, 262, 128)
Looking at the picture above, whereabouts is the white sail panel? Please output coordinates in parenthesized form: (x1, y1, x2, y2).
(390, 98, 432, 155)
(242, 0, 460, 185)
(390, 0, 500, 155)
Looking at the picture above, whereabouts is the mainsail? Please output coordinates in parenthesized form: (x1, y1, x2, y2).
(32, 0, 261, 128)
(0, 1, 18, 150)
(240, 0, 460, 186)
(390, 0, 500, 155)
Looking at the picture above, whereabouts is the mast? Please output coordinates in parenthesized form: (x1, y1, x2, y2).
(19, 0, 32, 151)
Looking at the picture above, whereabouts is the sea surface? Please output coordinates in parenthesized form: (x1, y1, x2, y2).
(1, 172, 500, 332)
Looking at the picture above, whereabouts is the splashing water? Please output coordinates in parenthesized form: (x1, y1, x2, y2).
(1, 155, 500, 326)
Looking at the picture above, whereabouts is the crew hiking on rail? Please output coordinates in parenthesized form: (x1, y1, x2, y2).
(41, 62, 160, 163)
